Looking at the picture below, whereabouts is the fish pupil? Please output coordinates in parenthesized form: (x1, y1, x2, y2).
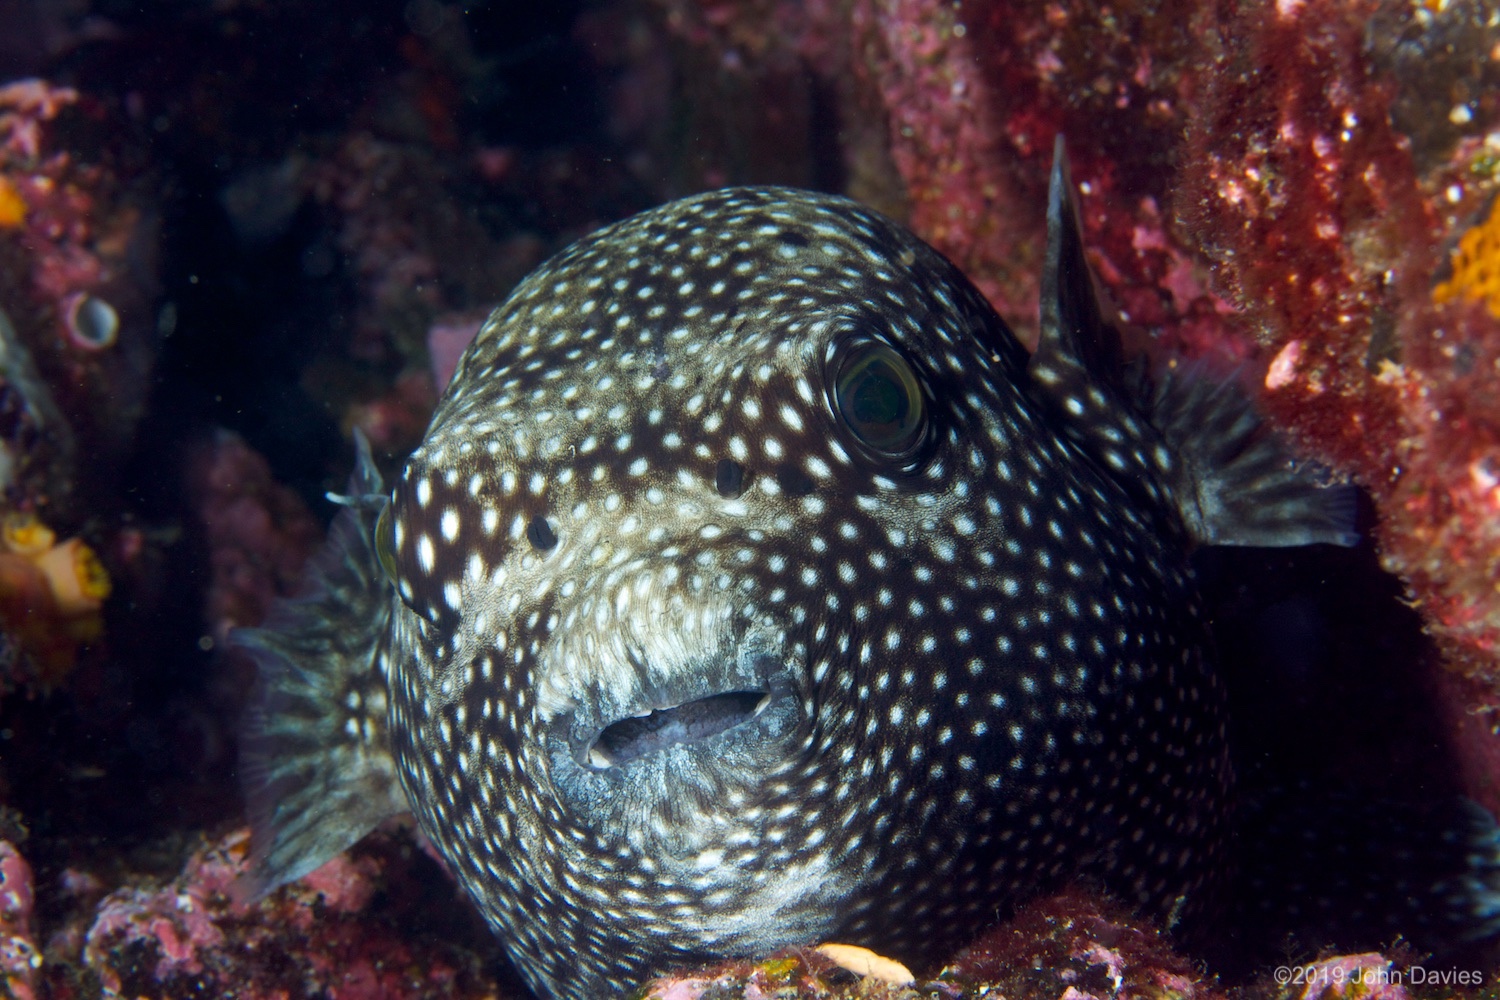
(851, 368, 906, 426)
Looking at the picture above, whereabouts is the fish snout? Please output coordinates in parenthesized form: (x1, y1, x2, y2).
(541, 625, 807, 829)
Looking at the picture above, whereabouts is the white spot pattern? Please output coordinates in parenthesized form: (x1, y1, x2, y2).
(368, 186, 1226, 1000)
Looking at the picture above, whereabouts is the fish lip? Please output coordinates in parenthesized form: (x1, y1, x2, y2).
(581, 677, 790, 770)
(558, 653, 797, 772)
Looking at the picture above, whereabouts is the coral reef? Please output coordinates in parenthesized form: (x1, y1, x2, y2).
(0, 76, 160, 516)
(187, 430, 321, 647)
(74, 827, 502, 999)
(1166, 1, 1500, 676)
(848, 0, 1040, 335)
(1284, 955, 1411, 1000)
(944, 890, 1230, 1000)
(638, 891, 1446, 1000)
(601, 0, 854, 202)
(0, 840, 39, 1000)
(638, 952, 929, 1000)
(0, 72, 159, 702)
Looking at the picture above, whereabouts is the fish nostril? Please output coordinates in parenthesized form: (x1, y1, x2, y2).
(526, 514, 558, 551)
(715, 459, 748, 499)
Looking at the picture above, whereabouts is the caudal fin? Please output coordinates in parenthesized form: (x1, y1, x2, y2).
(233, 432, 408, 894)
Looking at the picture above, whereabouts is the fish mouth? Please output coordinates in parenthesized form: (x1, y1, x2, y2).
(544, 643, 805, 848)
(584, 689, 774, 769)
(553, 653, 801, 776)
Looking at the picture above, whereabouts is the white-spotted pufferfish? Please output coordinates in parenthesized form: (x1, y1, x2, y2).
(234, 141, 1497, 1000)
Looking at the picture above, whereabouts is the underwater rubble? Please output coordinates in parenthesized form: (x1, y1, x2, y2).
(0, 0, 1496, 997)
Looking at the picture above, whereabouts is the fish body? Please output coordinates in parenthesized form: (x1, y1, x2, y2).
(236, 145, 1380, 999)
(390, 179, 1230, 992)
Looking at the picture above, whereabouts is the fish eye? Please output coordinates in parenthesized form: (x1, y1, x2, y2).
(373, 502, 400, 584)
(832, 341, 927, 457)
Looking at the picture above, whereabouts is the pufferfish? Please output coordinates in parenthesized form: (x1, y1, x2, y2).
(233, 141, 1482, 1000)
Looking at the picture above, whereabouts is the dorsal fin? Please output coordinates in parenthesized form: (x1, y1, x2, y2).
(1032, 134, 1124, 393)
(1027, 136, 1176, 527)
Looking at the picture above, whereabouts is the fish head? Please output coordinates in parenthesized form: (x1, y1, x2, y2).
(376, 186, 1100, 954)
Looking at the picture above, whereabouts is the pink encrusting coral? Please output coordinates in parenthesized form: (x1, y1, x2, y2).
(944, 890, 1230, 1000)
(1287, 954, 1411, 1000)
(81, 827, 501, 999)
(187, 431, 323, 646)
(847, 0, 1243, 356)
(426, 313, 484, 393)
(0, 78, 159, 499)
(1163, 1, 1500, 685)
(0, 840, 39, 1000)
(847, 0, 1041, 340)
(306, 132, 548, 367)
(0, 78, 78, 162)
(297, 132, 549, 456)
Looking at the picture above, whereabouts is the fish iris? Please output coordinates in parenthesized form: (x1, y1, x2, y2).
(835, 342, 924, 455)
